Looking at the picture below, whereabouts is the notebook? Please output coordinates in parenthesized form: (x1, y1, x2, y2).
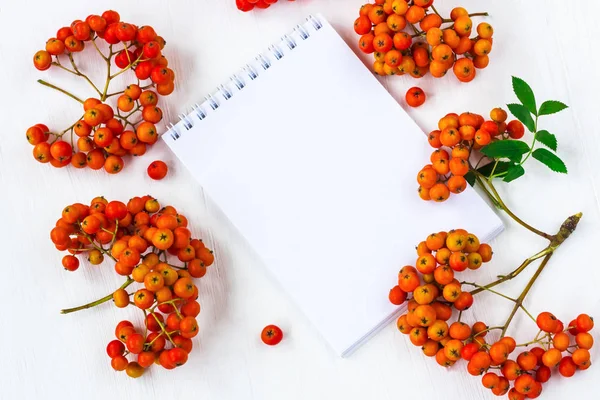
(162, 14, 504, 357)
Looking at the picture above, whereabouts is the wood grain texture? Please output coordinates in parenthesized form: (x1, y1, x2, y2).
(1, 0, 599, 398)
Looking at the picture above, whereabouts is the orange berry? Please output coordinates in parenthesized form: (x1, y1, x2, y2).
(553, 332, 570, 351)
(473, 55, 490, 69)
(454, 16, 472, 37)
(414, 304, 437, 326)
(439, 249, 456, 268)
(409, 327, 428, 346)
(384, 49, 403, 67)
(576, 314, 594, 332)
(572, 348, 590, 367)
(576, 332, 594, 349)
(417, 167, 437, 189)
(453, 58, 476, 82)
(419, 14, 442, 31)
(447, 176, 467, 194)
(427, 320, 449, 341)
(542, 348, 562, 367)
(387, 14, 407, 32)
(454, 36, 472, 55)
(374, 22, 393, 36)
(468, 351, 491, 375)
(514, 374, 536, 395)
(477, 22, 494, 39)
(442, 29, 460, 49)
(449, 158, 469, 176)
(517, 351, 538, 371)
(475, 129, 491, 146)
(440, 127, 461, 147)
(431, 302, 452, 321)
(452, 144, 470, 159)
(422, 340, 440, 357)
(444, 339, 464, 361)
(368, 5, 387, 24)
(442, 283, 462, 303)
(416, 253, 437, 274)
(537, 311, 559, 333)
(436, 348, 454, 367)
(446, 232, 467, 252)
(448, 322, 471, 340)
(396, 314, 413, 334)
(391, 0, 408, 15)
(398, 270, 420, 293)
(490, 342, 509, 364)
(558, 356, 577, 377)
(507, 120, 525, 139)
(482, 372, 500, 389)
(426, 27, 443, 46)
(429, 183, 450, 202)
(389, 285, 407, 305)
(405, 5, 425, 24)
(450, 7, 468, 21)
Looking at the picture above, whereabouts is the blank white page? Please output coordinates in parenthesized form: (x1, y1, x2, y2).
(163, 15, 503, 356)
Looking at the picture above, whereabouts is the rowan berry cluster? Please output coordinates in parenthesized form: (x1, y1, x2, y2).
(417, 107, 525, 202)
(390, 230, 594, 398)
(51, 196, 214, 378)
(354, 0, 493, 80)
(389, 229, 491, 309)
(236, 0, 295, 12)
(29, 10, 175, 173)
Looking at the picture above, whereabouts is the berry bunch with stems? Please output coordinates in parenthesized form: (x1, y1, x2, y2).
(51, 196, 214, 378)
(355, 0, 493, 80)
(29, 10, 175, 174)
(400, 77, 593, 398)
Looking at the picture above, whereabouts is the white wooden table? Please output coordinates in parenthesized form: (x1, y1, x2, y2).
(1, 0, 599, 398)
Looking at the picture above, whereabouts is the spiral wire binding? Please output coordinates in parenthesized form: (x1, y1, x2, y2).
(170, 15, 323, 141)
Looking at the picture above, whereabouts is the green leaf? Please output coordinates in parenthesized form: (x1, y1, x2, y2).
(477, 161, 512, 177)
(538, 100, 568, 116)
(464, 171, 476, 187)
(512, 76, 537, 115)
(535, 130, 557, 151)
(532, 148, 567, 173)
(481, 140, 531, 160)
(507, 103, 536, 132)
(503, 164, 525, 183)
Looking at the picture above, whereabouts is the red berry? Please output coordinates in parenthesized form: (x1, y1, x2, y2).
(62, 255, 80, 271)
(147, 160, 168, 180)
(106, 340, 125, 358)
(261, 324, 283, 345)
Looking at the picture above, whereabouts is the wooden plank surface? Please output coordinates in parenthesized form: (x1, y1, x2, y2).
(1, 0, 598, 398)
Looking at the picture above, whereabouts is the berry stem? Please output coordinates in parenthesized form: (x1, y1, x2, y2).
(431, 5, 442, 17)
(101, 45, 114, 101)
(66, 53, 103, 97)
(468, 12, 489, 18)
(408, 23, 422, 36)
(473, 173, 503, 209)
(500, 253, 553, 337)
(60, 277, 134, 314)
(470, 326, 504, 340)
(519, 304, 537, 323)
(474, 170, 553, 240)
(109, 53, 144, 81)
(91, 37, 108, 61)
(470, 246, 551, 296)
(77, 229, 118, 262)
(519, 115, 539, 166)
(37, 79, 84, 104)
(150, 311, 176, 345)
(461, 281, 517, 302)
